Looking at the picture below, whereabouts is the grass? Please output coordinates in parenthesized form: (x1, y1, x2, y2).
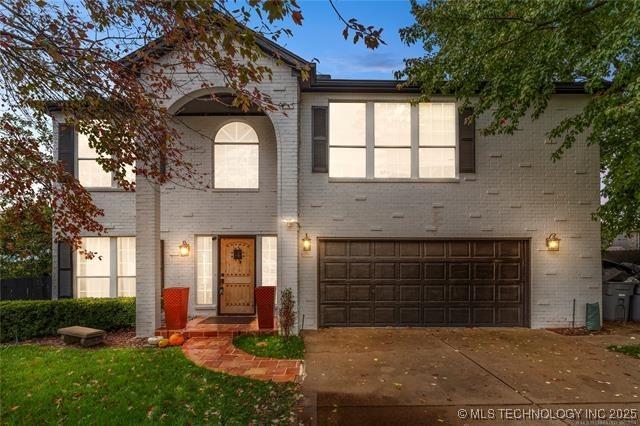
(608, 344, 640, 359)
(0, 345, 298, 425)
(233, 334, 304, 359)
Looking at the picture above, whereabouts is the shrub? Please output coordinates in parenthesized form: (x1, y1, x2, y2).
(278, 288, 296, 339)
(0, 297, 135, 342)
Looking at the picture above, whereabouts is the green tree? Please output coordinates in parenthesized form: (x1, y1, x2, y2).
(398, 0, 639, 247)
(0, 201, 52, 279)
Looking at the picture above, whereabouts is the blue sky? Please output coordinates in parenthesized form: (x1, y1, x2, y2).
(270, 1, 424, 80)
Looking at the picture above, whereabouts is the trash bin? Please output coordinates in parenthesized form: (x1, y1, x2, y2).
(586, 302, 601, 331)
(630, 284, 640, 322)
(602, 281, 636, 322)
(255, 286, 275, 330)
(163, 287, 189, 329)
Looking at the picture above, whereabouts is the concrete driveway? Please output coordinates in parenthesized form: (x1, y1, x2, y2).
(300, 325, 640, 425)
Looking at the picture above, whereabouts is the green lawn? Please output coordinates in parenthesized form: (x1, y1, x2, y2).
(233, 335, 304, 359)
(608, 344, 640, 359)
(0, 345, 298, 425)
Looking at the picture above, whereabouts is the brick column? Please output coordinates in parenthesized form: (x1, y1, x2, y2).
(135, 175, 161, 336)
(271, 108, 300, 330)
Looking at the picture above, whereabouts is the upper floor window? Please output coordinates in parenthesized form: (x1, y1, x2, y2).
(214, 122, 259, 189)
(78, 133, 112, 187)
(328, 102, 457, 179)
(77, 132, 135, 188)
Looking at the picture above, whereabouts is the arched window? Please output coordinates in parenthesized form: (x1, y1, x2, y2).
(214, 122, 259, 189)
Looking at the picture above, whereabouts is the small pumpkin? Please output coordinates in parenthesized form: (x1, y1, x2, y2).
(158, 338, 170, 348)
(169, 333, 185, 346)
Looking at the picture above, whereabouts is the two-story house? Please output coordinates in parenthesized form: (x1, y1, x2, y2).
(49, 35, 601, 337)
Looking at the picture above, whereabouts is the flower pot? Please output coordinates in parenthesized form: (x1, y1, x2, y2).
(254, 286, 275, 330)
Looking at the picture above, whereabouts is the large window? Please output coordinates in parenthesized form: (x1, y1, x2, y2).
(261, 236, 277, 286)
(329, 103, 366, 178)
(76, 237, 135, 298)
(214, 122, 259, 189)
(328, 102, 457, 179)
(77, 132, 136, 188)
(196, 236, 213, 305)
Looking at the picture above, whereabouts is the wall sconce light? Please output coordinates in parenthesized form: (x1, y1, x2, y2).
(178, 241, 190, 256)
(302, 233, 312, 251)
(546, 233, 560, 251)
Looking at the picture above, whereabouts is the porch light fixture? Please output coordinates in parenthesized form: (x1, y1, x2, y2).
(302, 234, 312, 251)
(178, 241, 190, 257)
(546, 233, 560, 251)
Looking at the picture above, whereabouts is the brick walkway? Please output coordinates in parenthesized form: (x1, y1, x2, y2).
(182, 337, 304, 383)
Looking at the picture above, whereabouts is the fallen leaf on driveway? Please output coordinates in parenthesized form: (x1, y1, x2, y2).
(393, 383, 402, 390)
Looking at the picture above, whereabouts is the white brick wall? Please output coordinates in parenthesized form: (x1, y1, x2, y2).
(297, 93, 601, 329)
(53, 54, 601, 332)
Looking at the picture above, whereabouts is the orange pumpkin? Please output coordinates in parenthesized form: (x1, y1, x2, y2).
(169, 333, 185, 346)
(158, 338, 170, 348)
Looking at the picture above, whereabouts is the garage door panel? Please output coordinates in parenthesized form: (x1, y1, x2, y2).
(373, 306, 395, 325)
(424, 263, 446, 279)
(399, 307, 421, 325)
(399, 263, 421, 279)
(424, 286, 446, 302)
(424, 308, 446, 325)
(472, 307, 496, 325)
(497, 285, 522, 302)
(473, 286, 495, 302)
(399, 242, 421, 257)
(323, 262, 347, 279)
(497, 307, 522, 325)
(374, 284, 395, 301)
(349, 306, 372, 325)
(321, 283, 347, 302)
(324, 241, 347, 257)
(498, 263, 520, 280)
(449, 263, 471, 279)
(449, 284, 470, 302)
(474, 263, 495, 280)
(319, 239, 528, 328)
(449, 241, 471, 257)
(374, 241, 396, 257)
(424, 241, 445, 257)
(321, 306, 347, 325)
(374, 263, 396, 279)
(498, 241, 520, 257)
(349, 241, 371, 257)
(349, 284, 371, 302)
(448, 307, 470, 325)
(399, 285, 421, 302)
(473, 241, 495, 257)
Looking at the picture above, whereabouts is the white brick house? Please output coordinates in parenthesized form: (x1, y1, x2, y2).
(50, 37, 601, 336)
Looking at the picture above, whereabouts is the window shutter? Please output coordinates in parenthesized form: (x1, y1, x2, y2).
(458, 108, 475, 173)
(58, 123, 75, 175)
(58, 242, 73, 298)
(312, 106, 328, 173)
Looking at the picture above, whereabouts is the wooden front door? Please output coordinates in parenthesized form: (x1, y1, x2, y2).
(219, 237, 255, 314)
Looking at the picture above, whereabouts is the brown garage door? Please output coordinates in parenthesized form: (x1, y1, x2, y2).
(319, 239, 529, 327)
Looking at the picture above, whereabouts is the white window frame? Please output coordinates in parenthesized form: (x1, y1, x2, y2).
(213, 121, 260, 190)
(75, 236, 136, 298)
(195, 235, 215, 306)
(327, 100, 459, 182)
(75, 132, 135, 190)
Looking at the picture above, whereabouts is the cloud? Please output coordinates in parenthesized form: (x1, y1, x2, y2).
(318, 51, 406, 78)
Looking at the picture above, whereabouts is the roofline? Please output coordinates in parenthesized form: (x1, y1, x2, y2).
(303, 79, 599, 94)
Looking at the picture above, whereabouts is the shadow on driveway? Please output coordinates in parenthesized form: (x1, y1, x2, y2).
(299, 326, 640, 425)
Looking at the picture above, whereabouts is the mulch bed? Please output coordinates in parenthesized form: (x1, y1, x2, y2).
(547, 326, 613, 336)
(8, 328, 147, 348)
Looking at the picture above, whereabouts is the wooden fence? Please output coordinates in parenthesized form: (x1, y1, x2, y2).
(0, 277, 52, 301)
